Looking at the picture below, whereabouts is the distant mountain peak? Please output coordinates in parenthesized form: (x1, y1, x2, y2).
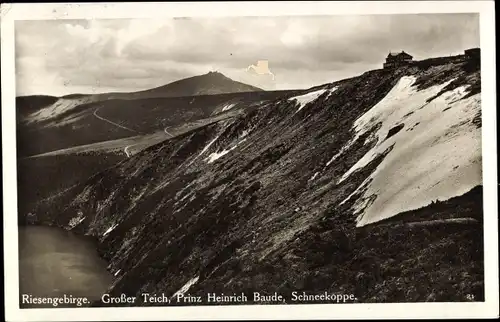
(204, 71, 227, 78)
(204, 71, 233, 81)
(133, 71, 263, 98)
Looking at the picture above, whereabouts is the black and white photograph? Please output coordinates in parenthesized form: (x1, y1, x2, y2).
(2, 1, 498, 321)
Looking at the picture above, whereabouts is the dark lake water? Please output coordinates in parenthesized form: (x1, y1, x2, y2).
(18, 226, 113, 308)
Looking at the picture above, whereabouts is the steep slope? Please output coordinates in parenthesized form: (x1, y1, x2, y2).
(14, 73, 283, 220)
(16, 90, 301, 214)
(26, 55, 483, 304)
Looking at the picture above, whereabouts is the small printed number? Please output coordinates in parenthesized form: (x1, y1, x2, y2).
(466, 294, 475, 301)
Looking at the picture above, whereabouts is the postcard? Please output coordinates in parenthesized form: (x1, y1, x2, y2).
(2, 1, 498, 320)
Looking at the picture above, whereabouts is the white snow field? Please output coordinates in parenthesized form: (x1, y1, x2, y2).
(289, 87, 337, 112)
(339, 76, 481, 227)
(26, 96, 95, 123)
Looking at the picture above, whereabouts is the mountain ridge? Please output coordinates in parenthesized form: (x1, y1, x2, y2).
(22, 52, 484, 304)
(17, 71, 263, 101)
(132, 71, 264, 98)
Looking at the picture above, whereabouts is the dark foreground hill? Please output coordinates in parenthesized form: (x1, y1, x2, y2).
(23, 54, 483, 304)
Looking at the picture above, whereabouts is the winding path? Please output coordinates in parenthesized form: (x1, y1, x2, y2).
(124, 145, 133, 158)
(93, 108, 138, 133)
(164, 127, 174, 137)
(93, 107, 177, 158)
(93, 107, 142, 158)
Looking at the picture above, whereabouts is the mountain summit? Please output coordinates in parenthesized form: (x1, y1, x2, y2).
(132, 71, 263, 98)
(17, 72, 264, 104)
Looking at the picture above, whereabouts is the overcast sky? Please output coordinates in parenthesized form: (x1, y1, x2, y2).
(15, 13, 479, 96)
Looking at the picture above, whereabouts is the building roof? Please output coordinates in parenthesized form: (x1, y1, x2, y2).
(387, 51, 413, 59)
(465, 47, 480, 53)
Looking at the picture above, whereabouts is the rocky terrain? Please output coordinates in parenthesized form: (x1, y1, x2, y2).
(19, 53, 483, 304)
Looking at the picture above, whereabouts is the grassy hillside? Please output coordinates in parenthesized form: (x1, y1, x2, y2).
(16, 95, 58, 118)
(16, 87, 301, 216)
(17, 153, 125, 216)
(23, 54, 484, 305)
(17, 90, 300, 158)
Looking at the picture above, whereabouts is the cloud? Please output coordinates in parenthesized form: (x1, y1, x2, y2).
(15, 14, 479, 96)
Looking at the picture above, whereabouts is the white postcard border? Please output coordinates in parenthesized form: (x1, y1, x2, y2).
(1, 1, 498, 321)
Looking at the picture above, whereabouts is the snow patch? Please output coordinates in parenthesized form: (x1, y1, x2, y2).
(27, 97, 94, 123)
(337, 76, 481, 226)
(309, 172, 320, 181)
(240, 129, 251, 138)
(103, 223, 119, 237)
(198, 135, 220, 158)
(114, 269, 121, 277)
(327, 86, 338, 98)
(221, 103, 237, 112)
(186, 135, 221, 167)
(205, 148, 235, 163)
(326, 141, 355, 167)
(289, 88, 328, 112)
(68, 214, 85, 229)
(170, 276, 199, 300)
(205, 138, 247, 164)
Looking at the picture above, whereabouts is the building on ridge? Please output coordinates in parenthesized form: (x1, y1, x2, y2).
(383, 51, 414, 69)
(464, 47, 480, 60)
